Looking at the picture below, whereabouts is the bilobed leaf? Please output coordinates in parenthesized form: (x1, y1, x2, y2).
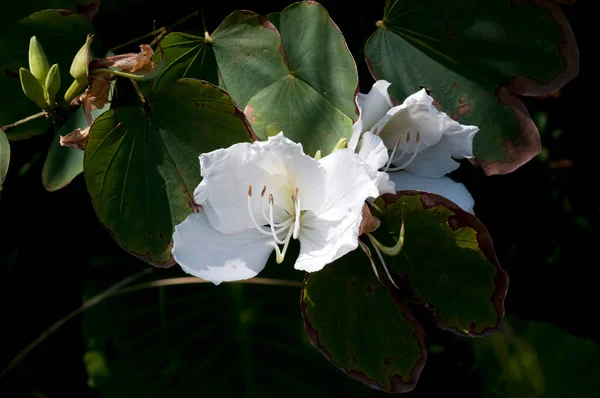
(0, 10, 97, 140)
(365, 0, 578, 175)
(375, 191, 508, 336)
(474, 316, 600, 397)
(156, 2, 359, 155)
(84, 79, 255, 266)
(301, 248, 427, 393)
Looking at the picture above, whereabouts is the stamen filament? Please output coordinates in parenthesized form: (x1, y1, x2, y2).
(386, 132, 422, 172)
(366, 234, 399, 289)
(270, 224, 295, 264)
(293, 187, 301, 239)
(247, 186, 276, 237)
(359, 240, 381, 283)
(268, 194, 286, 244)
(384, 135, 403, 172)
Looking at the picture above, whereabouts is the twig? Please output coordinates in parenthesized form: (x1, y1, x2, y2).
(108, 28, 166, 53)
(0, 111, 46, 133)
(0, 268, 153, 381)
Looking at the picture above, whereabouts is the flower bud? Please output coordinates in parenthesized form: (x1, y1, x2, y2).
(44, 64, 61, 105)
(69, 34, 93, 84)
(19, 67, 48, 109)
(28, 36, 50, 83)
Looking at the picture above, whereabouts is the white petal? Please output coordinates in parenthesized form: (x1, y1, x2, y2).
(318, 148, 380, 216)
(198, 141, 254, 234)
(294, 206, 363, 272)
(356, 131, 388, 171)
(354, 130, 395, 196)
(241, 133, 326, 222)
(389, 171, 475, 214)
(402, 125, 478, 178)
(353, 80, 393, 135)
(172, 212, 274, 285)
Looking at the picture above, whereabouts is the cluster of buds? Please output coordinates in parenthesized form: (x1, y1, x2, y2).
(19, 37, 61, 110)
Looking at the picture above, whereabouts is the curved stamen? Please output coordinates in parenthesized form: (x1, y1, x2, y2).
(293, 187, 301, 239)
(384, 135, 403, 172)
(386, 131, 422, 172)
(359, 240, 381, 283)
(270, 224, 295, 264)
(366, 234, 399, 289)
(247, 185, 274, 237)
(269, 194, 286, 244)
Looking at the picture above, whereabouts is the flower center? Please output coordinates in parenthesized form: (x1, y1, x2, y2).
(247, 185, 302, 263)
(382, 131, 421, 172)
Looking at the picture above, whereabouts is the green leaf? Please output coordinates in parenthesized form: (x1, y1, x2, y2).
(243, 2, 359, 155)
(152, 32, 218, 91)
(301, 248, 427, 393)
(0, 10, 97, 140)
(82, 267, 374, 397)
(42, 83, 113, 191)
(84, 79, 255, 267)
(160, 2, 359, 155)
(474, 316, 600, 397)
(365, 0, 578, 175)
(0, 130, 9, 187)
(0, 0, 98, 26)
(375, 191, 509, 336)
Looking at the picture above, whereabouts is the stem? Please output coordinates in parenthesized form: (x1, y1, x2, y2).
(0, 111, 46, 133)
(130, 79, 147, 104)
(108, 28, 166, 53)
(149, 10, 200, 47)
(0, 273, 301, 380)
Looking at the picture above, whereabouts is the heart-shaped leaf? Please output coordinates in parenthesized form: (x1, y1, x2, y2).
(473, 316, 600, 397)
(84, 79, 255, 266)
(374, 191, 509, 336)
(155, 1, 359, 155)
(365, 0, 578, 175)
(301, 248, 427, 393)
(0, 10, 97, 140)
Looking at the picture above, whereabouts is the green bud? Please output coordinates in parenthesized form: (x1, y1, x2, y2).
(69, 34, 93, 84)
(28, 36, 50, 84)
(64, 79, 88, 104)
(19, 67, 48, 109)
(44, 64, 61, 105)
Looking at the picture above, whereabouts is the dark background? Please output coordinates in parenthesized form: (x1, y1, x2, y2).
(0, 0, 594, 396)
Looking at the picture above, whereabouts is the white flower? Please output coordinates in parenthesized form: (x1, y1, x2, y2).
(388, 171, 475, 214)
(172, 133, 380, 285)
(351, 80, 479, 178)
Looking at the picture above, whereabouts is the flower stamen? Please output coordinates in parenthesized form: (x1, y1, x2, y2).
(268, 194, 286, 244)
(366, 234, 399, 289)
(247, 185, 274, 237)
(387, 131, 422, 172)
(293, 187, 301, 239)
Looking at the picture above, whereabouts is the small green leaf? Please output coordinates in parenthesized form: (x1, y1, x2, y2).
(375, 191, 509, 336)
(28, 36, 50, 84)
(84, 79, 255, 266)
(44, 63, 60, 104)
(302, 248, 427, 393)
(365, 0, 578, 175)
(474, 316, 600, 397)
(19, 67, 48, 109)
(0, 130, 9, 186)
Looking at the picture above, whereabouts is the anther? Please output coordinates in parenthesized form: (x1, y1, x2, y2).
(261, 185, 267, 197)
(247, 185, 252, 197)
(406, 132, 411, 142)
